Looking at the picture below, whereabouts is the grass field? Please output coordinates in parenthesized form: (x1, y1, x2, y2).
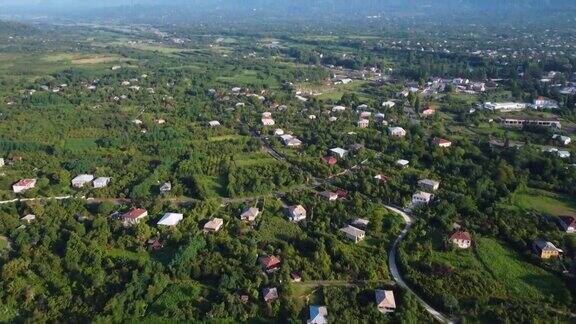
(64, 138, 99, 152)
(513, 187, 576, 216)
(476, 238, 570, 302)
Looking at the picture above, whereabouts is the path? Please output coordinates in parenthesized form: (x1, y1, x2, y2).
(385, 205, 454, 324)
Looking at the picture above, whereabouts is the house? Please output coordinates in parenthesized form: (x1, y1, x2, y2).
(13, 179, 37, 193)
(204, 218, 224, 232)
(157, 212, 184, 226)
(553, 134, 571, 146)
(435, 138, 452, 147)
(286, 205, 307, 222)
(160, 182, 172, 194)
(290, 272, 302, 282)
(208, 120, 221, 127)
(412, 191, 433, 206)
(336, 190, 348, 199)
(374, 174, 388, 183)
(147, 239, 164, 251)
(418, 179, 440, 192)
(262, 287, 279, 302)
(450, 231, 472, 249)
(240, 207, 260, 222)
(375, 290, 396, 313)
(382, 101, 396, 108)
(559, 216, 576, 233)
(281, 134, 303, 148)
(307, 306, 328, 324)
(483, 102, 528, 111)
(388, 127, 407, 137)
(532, 240, 562, 259)
(329, 148, 348, 158)
(262, 118, 275, 126)
(21, 214, 36, 223)
(121, 208, 148, 226)
(332, 105, 347, 112)
(340, 225, 365, 243)
(395, 159, 410, 168)
(534, 96, 559, 109)
(93, 177, 111, 189)
(71, 174, 95, 188)
(322, 156, 337, 166)
(352, 218, 370, 229)
(421, 108, 436, 117)
(359, 111, 372, 118)
(358, 119, 370, 128)
(320, 191, 339, 201)
(259, 255, 281, 273)
(274, 128, 285, 136)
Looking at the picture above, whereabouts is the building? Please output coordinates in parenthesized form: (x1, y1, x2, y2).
(388, 127, 407, 137)
(93, 177, 111, 189)
(483, 102, 528, 111)
(121, 208, 148, 226)
(553, 134, 571, 146)
(450, 231, 472, 249)
(320, 191, 339, 201)
(262, 287, 279, 302)
(329, 148, 348, 158)
(307, 306, 328, 324)
(281, 134, 303, 148)
(340, 225, 365, 243)
(240, 207, 260, 222)
(559, 216, 576, 233)
(533, 240, 562, 259)
(421, 108, 436, 117)
(13, 179, 37, 193)
(358, 119, 370, 128)
(259, 255, 281, 273)
(274, 128, 285, 136)
(382, 101, 396, 108)
(286, 205, 307, 222)
(395, 159, 410, 168)
(332, 105, 347, 112)
(418, 179, 440, 192)
(435, 138, 452, 147)
(499, 117, 561, 129)
(157, 212, 184, 226)
(322, 156, 337, 166)
(262, 118, 275, 126)
(204, 218, 224, 232)
(71, 174, 95, 188)
(352, 218, 370, 229)
(160, 182, 172, 194)
(375, 290, 396, 313)
(412, 191, 433, 206)
(21, 214, 36, 223)
(208, 120, 221, 127)
(534, 96, 559, 109)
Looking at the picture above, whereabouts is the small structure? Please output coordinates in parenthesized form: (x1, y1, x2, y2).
(382, 101, 396, 108)
(553, 134, 571, 146)
(395, 159, 410, 168)
(72, 174, 95, 188)
(352, 218, 370, 229)
(204, 218, 224, 232)
(307, 306, 328, 324)
(450, 231, 472, 249)
(208, 120, 221, 127)
(358, 119, 370, 128)
(375, 290, 396, 313)
(533, 240, 562, 259)
(13, 179, 37, 193)
(322, 156, 337, 166)
(534, 96, 559, 109)
(93, 177, 111, 189)
(560, 216, 576, 233)
(240, 207, 260, 222)
(286, 205, 307, 222)
(388, 127, 407, 137)
(418, 179, 440, 192)
(332, 105, 347, 112)
(262, 287, 279, 302)
(435, 138, 452, 148)
(320, 191, 339, 201)
(21, 214, 36, 223)
(157, 212, 184, 226)
(160, 182, 172, 194)
(412, 191, 433, 206)
(340, 225, 365, 243)
(329, 148, 348, 158)
(421, 108, 436, 117)
(290, 272, 302, 282)
(274, 128, 285, 136)
(262, 118, 275, 126)
(259, 255, 281, 273)
(374, 174, 388, 183)
(121, 208, 148, 226)
(147, 239, 164, 251)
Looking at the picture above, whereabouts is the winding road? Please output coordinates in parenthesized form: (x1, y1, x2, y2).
(385, 205, 454, 324)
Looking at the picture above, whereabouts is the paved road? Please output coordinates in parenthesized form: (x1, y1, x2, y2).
(385, 205, 454, 324)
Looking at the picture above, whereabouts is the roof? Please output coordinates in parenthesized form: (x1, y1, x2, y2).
(450, 231, 471, 242)
(534, 240, 562, 252)
(561, 216, 576, 228)
(413, 191, 433, 200)
(309, 306, 328, 324)
(15, 179, 36, 187)
(437, 138, 452, 145)
(419, 179, 440, 188)
(122, 208, 147, 219)
(329, 147, 348, 156)
(157, 212, 184, 226)
(375, 290, 396, 309)
(352, 218, 370, 228)
(204, 218, 224, 230)
(259, 255, 281, 268)
(396, 159, 409, 166)
(72, 174, 94, 182)
(288, 205, 306, 215)
(241, 207, 260, 220)
(94, 176, 111, 183)
(340, 225, 365, 238)
(262, 287, 278, 301)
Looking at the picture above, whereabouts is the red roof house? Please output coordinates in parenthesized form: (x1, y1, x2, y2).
(259, 255, 281, 273)
(322, 156, 337, 166)
(449, 231, 472, 249)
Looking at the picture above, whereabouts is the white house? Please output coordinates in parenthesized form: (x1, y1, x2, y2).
(395, 159, 410, 168)
(329, 148, 348, 158)
(240, 207, 260, 222)
(382, 101, 396, 108)
(204, 218, 224, 232)
(388, 127, 407, 137)
(72, 174, 95, 188)
(157, 212, 184, 226)
(208, 120, 221, 127)
(93, 177, 111, 189)
(332, 105, 347, 112)
(274, 129, 285, 136)
(534, 96, 559, 109)
(375, 290, 396, 313)
(340, 225, 365, 243)
(307, 306, 328, 324)
(287, 205, 307, 222)
(418, 179, 440, 192)
(412, 191, 433, 206)
(483, 102, 528, 111)
(553, 134, 571, 146)
(13, 179, 37, 193)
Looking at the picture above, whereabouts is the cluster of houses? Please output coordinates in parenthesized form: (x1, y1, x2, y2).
(410, 179, 440, 208)
(71, 174, 111, 189)
(483, 97, 559, 112)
